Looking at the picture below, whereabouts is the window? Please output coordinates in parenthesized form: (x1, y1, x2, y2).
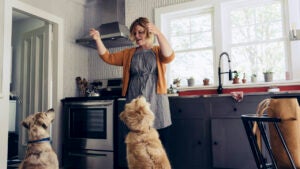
(161, 7, 214, 86)
(224, 0, 287, 82)
(156, 0, 289, 86)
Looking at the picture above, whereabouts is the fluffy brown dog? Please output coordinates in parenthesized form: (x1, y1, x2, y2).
(19, 108, 59, 169)
(119, 96, 171, 169)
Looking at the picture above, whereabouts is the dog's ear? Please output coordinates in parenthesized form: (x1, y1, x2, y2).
(22, 121, 30, 129)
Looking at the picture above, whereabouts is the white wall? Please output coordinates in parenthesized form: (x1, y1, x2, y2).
(15, 0, 90, 98)
(0, 1, 11, 168)
(288, 0, 300, 79)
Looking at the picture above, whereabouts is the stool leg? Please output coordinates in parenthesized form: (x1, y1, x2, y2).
(273, 122, 297, 169)
(242, 118, 267, 169)
(257, 121, 278, 169)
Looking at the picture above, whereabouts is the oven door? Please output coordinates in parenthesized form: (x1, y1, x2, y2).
(66, 100, 114, 151)
(64, 149, 113, 169)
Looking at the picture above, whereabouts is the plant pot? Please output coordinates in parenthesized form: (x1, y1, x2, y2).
(264, 72, 273, 82)
(233, 78, 240, 84)
(242, 78, 246, 83)
(187, 79, 195, 87)
(251, 76, 257, 83)
(203, 79, 209, 86)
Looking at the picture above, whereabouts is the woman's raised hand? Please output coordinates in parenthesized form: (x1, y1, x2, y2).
(89, 28, 101, 41)
(89, 28, 107, 55)
(146, 23, 161, 36)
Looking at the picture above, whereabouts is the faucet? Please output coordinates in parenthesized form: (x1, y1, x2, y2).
(217, 52, 234, 94)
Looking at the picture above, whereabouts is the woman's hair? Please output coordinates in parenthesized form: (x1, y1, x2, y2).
(129, 17, 154, 43)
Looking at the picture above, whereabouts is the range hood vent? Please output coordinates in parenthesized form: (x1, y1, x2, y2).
(76, 22, 133, 48)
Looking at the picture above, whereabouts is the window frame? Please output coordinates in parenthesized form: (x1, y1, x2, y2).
(155, 0, 294, 88)
(221, 0, 290, 83)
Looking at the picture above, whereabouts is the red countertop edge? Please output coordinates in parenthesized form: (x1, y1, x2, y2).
(178, 85, 300, 96)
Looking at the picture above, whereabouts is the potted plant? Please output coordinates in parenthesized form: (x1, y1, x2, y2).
(187, 77, 195, 87)
(203, 78, 210, 86)
(173, 78, 181, 87)
(242, 73, 246, 83)
(251, 74, 257, 83)
(263, 70, 273, 82)
(232, 72, 240, 84)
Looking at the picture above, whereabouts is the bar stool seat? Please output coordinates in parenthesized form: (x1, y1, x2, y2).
(241, 114, 296, 169)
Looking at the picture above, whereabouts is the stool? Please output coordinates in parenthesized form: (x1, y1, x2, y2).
(241, 114, 296, 169)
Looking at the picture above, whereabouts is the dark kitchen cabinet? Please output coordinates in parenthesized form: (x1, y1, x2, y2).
(209, 95, 267, 169)
(116, 98, 128, 169)
(168, 97, 211, 169)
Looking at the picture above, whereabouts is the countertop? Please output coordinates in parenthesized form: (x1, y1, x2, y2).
(168, 90, 300, 98)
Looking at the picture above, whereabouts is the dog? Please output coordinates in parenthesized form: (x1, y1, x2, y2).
(119, 96, 171, 169)
(19, 108, 59, 169)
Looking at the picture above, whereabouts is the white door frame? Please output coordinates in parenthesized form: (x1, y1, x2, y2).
(2, 0, 64, 168)
(19, 24, 53, 158)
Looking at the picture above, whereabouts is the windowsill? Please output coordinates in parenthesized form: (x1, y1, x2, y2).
(176, 80, 300, 94)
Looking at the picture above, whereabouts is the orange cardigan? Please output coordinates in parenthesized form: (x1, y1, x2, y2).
(99, 46, 175, 96)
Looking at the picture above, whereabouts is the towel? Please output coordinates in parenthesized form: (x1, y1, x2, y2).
(230, 91, 244, 102)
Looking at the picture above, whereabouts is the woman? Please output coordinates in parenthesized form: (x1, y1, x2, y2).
(89, 17, 174, 131)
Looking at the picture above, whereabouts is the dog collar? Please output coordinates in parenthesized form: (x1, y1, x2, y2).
(28, 137, 51, 144)
(131, 126, 151, 133)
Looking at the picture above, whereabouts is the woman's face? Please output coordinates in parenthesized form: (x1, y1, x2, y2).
(132, 25, 148, 46)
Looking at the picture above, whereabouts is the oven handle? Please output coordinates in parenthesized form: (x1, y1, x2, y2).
(68, 152, 108, 157)
(68, 101, 114, 106)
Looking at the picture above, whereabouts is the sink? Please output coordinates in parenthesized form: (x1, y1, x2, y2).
(202, 93, 231, 97)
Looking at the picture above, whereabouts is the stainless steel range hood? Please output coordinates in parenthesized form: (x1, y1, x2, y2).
(76, 0, 133, 49)
(76, 22, 133, 48)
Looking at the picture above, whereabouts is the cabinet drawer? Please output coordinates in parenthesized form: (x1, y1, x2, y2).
(210, 95, 267, 117)
(169, 97, 206, 118)
(64, 150, 113, 169)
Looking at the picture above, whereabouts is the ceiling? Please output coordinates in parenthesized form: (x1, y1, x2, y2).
(13, 10, 31, 22)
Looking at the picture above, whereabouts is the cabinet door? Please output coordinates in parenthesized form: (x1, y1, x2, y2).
(210, 95, 267, 169)
(211, 118, 256, 169)
(169, 118, 210, 169)
(116, 98, 128, 169)
(168, 97, 211, 169)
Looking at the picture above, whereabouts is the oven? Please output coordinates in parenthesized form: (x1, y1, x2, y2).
(62, 99, 114, 169)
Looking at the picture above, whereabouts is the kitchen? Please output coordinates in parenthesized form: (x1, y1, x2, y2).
(1, 0, 300, 169)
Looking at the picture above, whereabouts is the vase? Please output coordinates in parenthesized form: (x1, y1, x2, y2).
(203, 79, 209, 86)
(251, 76, 257, 83)
(187, 79, 195, 87)
(242, 78, 246, 83)
(233, 78, 239, 84)
(264, 72, 273, 82)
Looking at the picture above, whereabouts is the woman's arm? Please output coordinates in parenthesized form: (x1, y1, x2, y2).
(147, 23, 173, 57)
(89, 28, 107, 55)
(89, 28, 124, 66)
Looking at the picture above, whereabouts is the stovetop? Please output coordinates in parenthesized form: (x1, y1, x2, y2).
(61, 96, 125, 102)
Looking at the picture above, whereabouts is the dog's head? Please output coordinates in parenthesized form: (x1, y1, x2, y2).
(119, 96, 154, 132)
(22, 108, 55, 139)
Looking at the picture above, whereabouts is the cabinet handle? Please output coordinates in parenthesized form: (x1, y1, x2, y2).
(233, 107, 237, 111)
(197, 141, 202, 145)
(178, 109, 182, 113)
(213, 141, 218, 145)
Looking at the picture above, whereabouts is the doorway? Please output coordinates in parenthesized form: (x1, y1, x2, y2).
(4, 0, 64, 168)
(7, 9, 53, 168)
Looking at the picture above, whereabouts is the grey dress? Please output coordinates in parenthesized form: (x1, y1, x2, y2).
(126, 48, 172, 129)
